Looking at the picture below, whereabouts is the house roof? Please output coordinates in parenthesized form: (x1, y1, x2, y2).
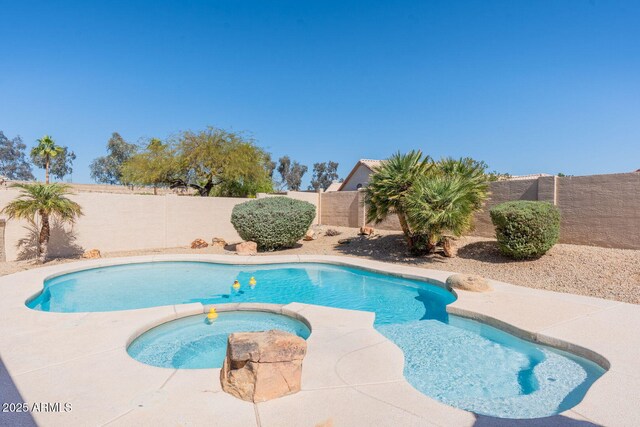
(324, 181, 342, 192)
(359, 159, 382, 170)
(338, 159, 382, 191)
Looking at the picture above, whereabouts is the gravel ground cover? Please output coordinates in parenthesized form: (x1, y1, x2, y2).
(2, 226, 638, 304)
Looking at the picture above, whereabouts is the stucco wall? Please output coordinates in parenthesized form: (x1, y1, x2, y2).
(341, 165, 373, 191)
(0, 219, 5, 262)
(0, 190, 246, 261)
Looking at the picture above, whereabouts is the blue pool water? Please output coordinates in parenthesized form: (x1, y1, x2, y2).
(127, 311, 310, 369)
(27, 262, 604, 418)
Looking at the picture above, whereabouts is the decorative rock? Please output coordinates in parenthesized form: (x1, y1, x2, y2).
(303, 230, 317, 241)
(236, 241, 258, 255)
(337, 238, 352, 245)
(191, 239, 209, 249)
(211, 237, 226, 247)
(359, 226, 374, 236)
(446, 274, 492, 293)
(82, 249, 101, 259)
(441, 237, 457, 258)
(220, 330, 307, 402)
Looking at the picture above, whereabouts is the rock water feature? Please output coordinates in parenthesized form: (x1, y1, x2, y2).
(220, 330, 307, 402)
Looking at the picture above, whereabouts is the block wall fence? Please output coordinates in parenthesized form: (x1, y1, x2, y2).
(319, 172, 640, 250)
(0, 173, 638, 261)
(0, 190, 321, 262)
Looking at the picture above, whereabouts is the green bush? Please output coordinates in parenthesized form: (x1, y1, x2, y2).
(231, 197, 316, 251)
(490, 201, 560, 259)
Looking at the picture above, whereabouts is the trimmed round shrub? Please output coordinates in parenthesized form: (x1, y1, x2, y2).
(231, 197, 316, 251)
(490, 201, 560, 259)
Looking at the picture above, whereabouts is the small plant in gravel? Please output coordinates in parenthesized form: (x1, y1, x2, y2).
(231, 197, 316, 251)
(490, 201, 560, 259)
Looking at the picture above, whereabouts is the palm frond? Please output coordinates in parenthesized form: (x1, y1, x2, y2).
(1, 183, 82, 223)
(364, 150, 433, 224)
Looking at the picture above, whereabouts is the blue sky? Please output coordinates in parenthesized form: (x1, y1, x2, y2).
(1, 0, 639, 184)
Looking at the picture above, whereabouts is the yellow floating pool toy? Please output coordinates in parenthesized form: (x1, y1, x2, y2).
(207, 307, 218, 321)
(232, 280, 241, 290)
(249, 277, 257, 286)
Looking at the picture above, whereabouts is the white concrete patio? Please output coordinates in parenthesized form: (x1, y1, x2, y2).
(0, 255, 638, 426)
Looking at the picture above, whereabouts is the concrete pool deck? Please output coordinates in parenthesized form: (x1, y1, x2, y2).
(0, 254, 638, 426)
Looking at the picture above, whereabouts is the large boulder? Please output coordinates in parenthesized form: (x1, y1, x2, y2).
(446, 274, 492, 293)
(235, 241, 257, 255)
(220, 330, 307, 402)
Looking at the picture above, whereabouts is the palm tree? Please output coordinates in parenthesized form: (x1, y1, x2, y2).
(364, 150, 432, 251)
(404, 157, 489, 255)
(31, 135, 64, 184)
(1, 183, 83, 263)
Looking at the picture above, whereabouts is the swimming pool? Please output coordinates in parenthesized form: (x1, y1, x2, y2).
(27, 261, 604, 418)
(128, 311, 311, 369)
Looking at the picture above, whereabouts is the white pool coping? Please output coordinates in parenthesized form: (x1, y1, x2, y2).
(0, 254, 638, 426)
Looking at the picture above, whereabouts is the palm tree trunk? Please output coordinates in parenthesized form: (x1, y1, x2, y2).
(45, 159, 50, 184)
(396, 211, 414, 251)
(38, 211, 50, 263)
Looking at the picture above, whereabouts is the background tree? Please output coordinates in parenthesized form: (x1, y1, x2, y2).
(30, 135, 64, 183)
(0, 131, 34, 180)
(265, 154, 276, 180)
(32, 146, 76, 182)
(487, 170, 511, 181)
(121, 138, 177, 195)
(1, 183, 82, 263)
(277, 156, 308, 191)
(170, 127, 274, 197)
(308, 161, 339, 191)
(90, 132, 137, 184)
(31, 144, 76, 182)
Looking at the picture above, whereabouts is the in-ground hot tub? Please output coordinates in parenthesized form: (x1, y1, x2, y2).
(127, 310, 311, 369)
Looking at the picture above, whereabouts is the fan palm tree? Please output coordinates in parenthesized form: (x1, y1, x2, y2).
(404, 157, 490, 255)
(364, 150, 432, 251)
(31, 135, 64, 184)
(405, 175, 484, 251)
(1, 183, 83, 263)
